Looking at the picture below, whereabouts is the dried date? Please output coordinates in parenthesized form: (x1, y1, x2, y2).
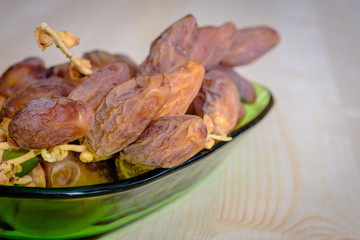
(37, 75, 75, 90)
(190, 22, 237, 70)
(85, 74, 171, 158)
(0, 57, 46, 98)
(69, 62, 131, 110)
(220, 26, 280, 66)
(0, 95, 6, 111)
(120, 115, 207, 168)
(154, 58, 204, 118)
(211, 65, 256, 103)
(45, 62, 79, 87)
(138, 14, 198, 75)
(83, 50, 138, 78)
(193, 68, 241, 135)
(1, 77, 73, 119)
(8, 96, 94, 149)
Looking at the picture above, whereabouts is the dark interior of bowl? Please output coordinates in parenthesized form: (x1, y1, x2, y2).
(0, 82, 274, 199)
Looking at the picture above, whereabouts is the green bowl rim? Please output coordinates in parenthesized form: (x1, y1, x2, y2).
(0, 83, 274, 199)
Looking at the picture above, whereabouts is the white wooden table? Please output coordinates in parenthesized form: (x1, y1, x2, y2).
(0, 1, 359, 239)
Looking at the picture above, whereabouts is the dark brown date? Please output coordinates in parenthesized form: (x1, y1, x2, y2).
(0, 57, 46, 98)
(138, 14, 198, 75)
(41, 152, 116, 187)
(37, 75, 75, 90)
(220, 26, 280, 66)
(190, 22, 237, 70)
(1, 77, 73, 119)
(0, 95, 6, 110)
(69, 63, 131, 110)
(193, 68, 241, 135)
(211, 66, 256, 103)
(83, 50, 138, 78)
(154, 58, 204, 118)
(8, 96, 94, 149)
(120, 115, 207, 168)
(85, 74, 171, 158)
(45, 62, 80, 87)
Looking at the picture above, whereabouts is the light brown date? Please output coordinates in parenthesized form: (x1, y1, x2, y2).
(0, 57, 46, 98)
(41, 152, 116, 187)
(1, 77, 73, 119)
(83, 50, 138, 78)
(220, 26, 280, 66)
(69, 63, 131, 110)
(190, 22, 237, 70)
(8, 96, 94, 149)
(211, 65, 256, 103)
(193, 68, 241, 135)
(154, 58, 204, 118)
(85, 74, 171, 158)
(120, 115, 207, 168)
(138, 14, 198, 75)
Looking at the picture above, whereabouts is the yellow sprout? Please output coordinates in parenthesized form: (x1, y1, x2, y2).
(35, 22, 93, 77)
(13, 175, 33, 185)
(41, 147, 68, 162)
(69, 58, 92, 80)
(34, 27, 53, 51)
(57, 31, 79, 49)
(79, 151, 94, 163)
(204, 138, 215, 150)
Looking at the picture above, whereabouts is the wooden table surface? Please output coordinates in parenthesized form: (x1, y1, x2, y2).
(1, 1, 359, 239)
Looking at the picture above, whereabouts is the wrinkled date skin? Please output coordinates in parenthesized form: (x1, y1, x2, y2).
(83, 50, 138, 78)
(85, 74, 171, 158)
(220, 26, 280, 66)
(69, 63, 131, 110)
(41, 152, 116, 187)
(120, 115, 207, 168)
(0, 57, 46, 98)
(138, 14, 198, 75)
(155, 58, 205, 118)
(211, 66, 256, 103)
(1, 77, 73, 119)
(190, 22, 237, 70)
(8, 96, 94, 149)
(193, 69, 241, 135)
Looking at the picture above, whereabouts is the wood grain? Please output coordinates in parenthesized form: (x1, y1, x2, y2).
(0, 0, 359, 239)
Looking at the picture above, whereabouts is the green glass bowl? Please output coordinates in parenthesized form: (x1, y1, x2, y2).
(0, 82, 274, 239)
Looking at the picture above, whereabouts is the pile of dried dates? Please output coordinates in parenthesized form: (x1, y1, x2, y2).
(0, 15, 279, 187)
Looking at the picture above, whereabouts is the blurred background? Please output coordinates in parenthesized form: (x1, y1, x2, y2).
(0, 0, 359, 239)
